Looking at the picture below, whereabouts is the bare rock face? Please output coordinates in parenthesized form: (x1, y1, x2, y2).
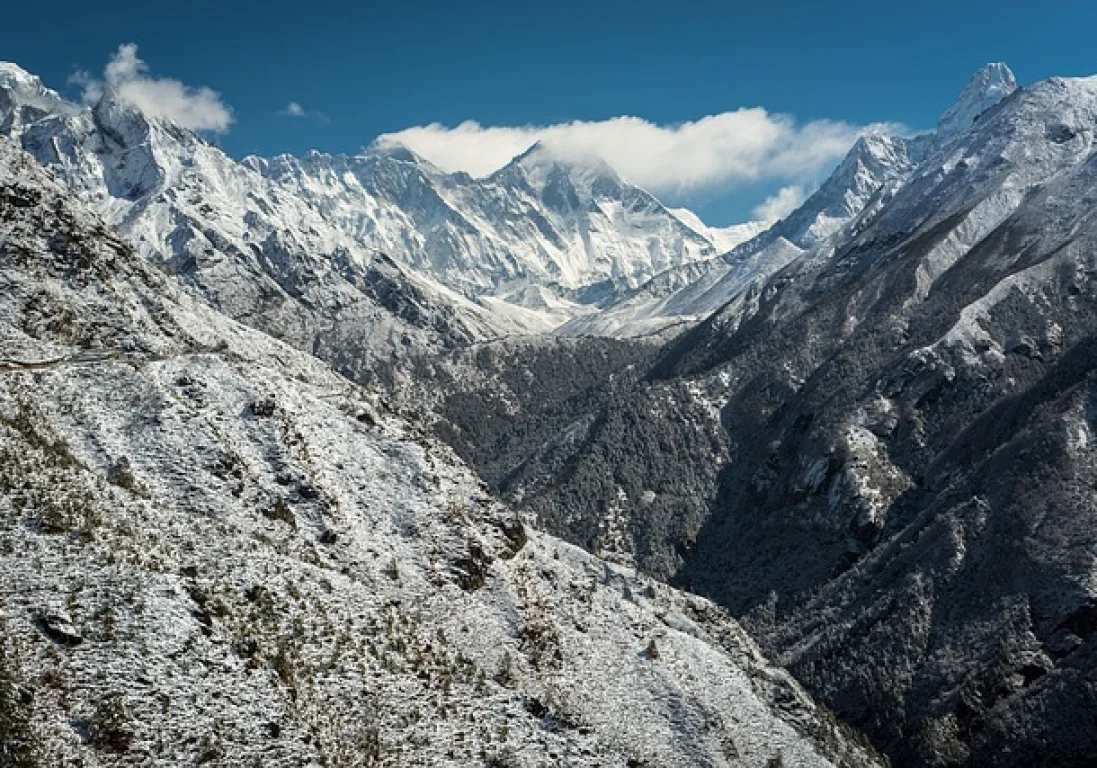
(34, 610, 82, 647)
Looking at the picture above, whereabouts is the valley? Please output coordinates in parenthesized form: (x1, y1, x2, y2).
(2, 53, 1096, 767)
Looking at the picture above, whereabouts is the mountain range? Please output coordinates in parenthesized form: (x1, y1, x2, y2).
(246, 141, 762, 321)
(1, 59, 773, 352)
(0, 72, 875, 767)
(3, 54, 1097, 767)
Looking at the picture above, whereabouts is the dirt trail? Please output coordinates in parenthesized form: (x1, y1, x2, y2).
(0, 350, 125, 373)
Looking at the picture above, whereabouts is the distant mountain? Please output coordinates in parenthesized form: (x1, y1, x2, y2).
(935, 61, 1017, 142)
(248, 140, 744, 323)
(0, 63, 509, 384)
(667, 207, 769, 254)
(0, 62, 783, 342)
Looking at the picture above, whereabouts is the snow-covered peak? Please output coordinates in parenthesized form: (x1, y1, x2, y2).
(757, 130, 927, 253)
(848, 68, 1097, 264)
(494, 140, 624, 199)
(251, 137, 725, 314)
(729, 63, 1015, 255)
(509, 140, 615, 175)
(361, 141, 434, 167)
(0, 61, 57, 98)
(0, 56, 742, 332)
(91, 87, 154, 141)
(846, 132, 916, 175)
(264, 143, 443, 178)
(0, 61, 76, 128)
(669, 207, 769, 253)
(0, 61, 39, 87)
(936, 62, 1017, 142)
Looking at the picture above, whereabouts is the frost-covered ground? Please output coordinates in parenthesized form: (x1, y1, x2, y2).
(0, 138, 880, 765)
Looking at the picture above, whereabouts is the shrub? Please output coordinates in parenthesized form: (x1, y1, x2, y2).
(90, 693, 133, 753)
(0, 645, 38, 767)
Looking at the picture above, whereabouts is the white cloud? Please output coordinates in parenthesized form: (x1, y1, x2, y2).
(79, 44, 232, 133)
(374, 112, 902, 200)
(752, 185, 807, 223)
(281, 101, 329, 123)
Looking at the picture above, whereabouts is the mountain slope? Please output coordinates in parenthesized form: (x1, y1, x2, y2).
(445, 67, 1021, 569)
(395, 64, 1097, 765)
(0, 139, 883, 766)
(648, 68, 1097, 765)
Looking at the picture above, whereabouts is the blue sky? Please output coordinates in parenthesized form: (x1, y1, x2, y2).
(4, 0, 1096, 224)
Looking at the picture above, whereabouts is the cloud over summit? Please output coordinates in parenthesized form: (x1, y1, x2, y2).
(77, 44, 233, 133)
(375, 111, 902, 202)
(752, 185, 807, 223)
(281, 101, 329, 123)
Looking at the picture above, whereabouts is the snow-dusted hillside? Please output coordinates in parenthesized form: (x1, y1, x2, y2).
(0, 138, 883, 765)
